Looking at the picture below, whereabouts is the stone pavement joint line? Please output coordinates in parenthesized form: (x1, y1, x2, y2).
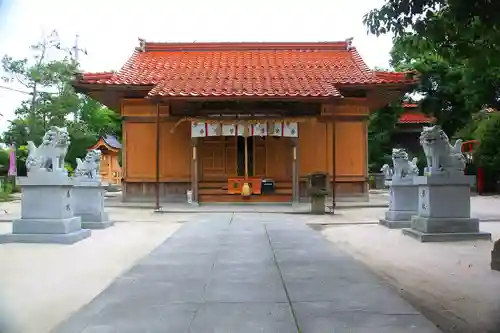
(264, 224, 302, 332)
(53, 213, 442, 333)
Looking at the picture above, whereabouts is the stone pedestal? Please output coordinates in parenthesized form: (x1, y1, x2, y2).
(310, 195, 326, 215)
(402, 174, 491, 242)
(0, 171, 91, 244)
(379, 179, 418, 229)
(72, 179, 113, 229)
(491, 239, 500, 271)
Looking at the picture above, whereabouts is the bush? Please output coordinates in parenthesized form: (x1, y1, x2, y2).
(474, 113, 500, 176)
(65, 162, 74, 176)
(0, 149, 9, 176)
(0, 191, 12, 202)
(368, 103, 404, 173)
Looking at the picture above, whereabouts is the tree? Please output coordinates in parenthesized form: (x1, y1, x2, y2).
(365, 1, 500, 137)
(389, 36, 476, 136)
(2, 31, 79, 140)
(366, 0, 500, 194)
(368, 103, 404, 172)
(0, 148, 8, 175)
(0, 30, 121, 169)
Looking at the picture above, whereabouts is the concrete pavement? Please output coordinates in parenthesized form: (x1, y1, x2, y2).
(53, 213, 440, 333)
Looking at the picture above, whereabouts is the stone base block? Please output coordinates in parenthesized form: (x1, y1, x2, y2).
(78, 210, 113, 229)
(492, 258, 500, 271)
(385, 210, 415, 222)
(0, 216, 91, 244)
(12, 217, 82, 234)
(411, 216, 481, 233)
(402, 228, 491, 242)
(491, 240, 500, 271)
(0, 229, 91, 244)
(72, 184, 111, 228)
(79, 211, 108, 222)
(379, 219, 412, 229)
(81, 218, 114, 230)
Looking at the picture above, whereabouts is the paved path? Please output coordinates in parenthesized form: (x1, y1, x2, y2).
(54, 213, 441, 333)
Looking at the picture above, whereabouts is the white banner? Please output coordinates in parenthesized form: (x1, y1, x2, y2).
(191, 121, 298, 138)
(283, 122, 298, 137)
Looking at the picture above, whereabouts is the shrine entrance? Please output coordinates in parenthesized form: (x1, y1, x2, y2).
(237, 136, 254, 177)
(194, 121, 296, 203)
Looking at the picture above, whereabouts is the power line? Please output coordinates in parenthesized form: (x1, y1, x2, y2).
(1, 34, 86, 97)
(0, 85, 31, 95)
(0, 85, 57, 95)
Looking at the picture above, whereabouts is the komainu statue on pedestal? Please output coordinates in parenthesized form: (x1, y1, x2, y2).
(381, 163, 394, 180)
(419, 125, 466, 174)
(75, 149, 102, 180)
(25, 126, 70, 173)
(391, 148, 419, 180)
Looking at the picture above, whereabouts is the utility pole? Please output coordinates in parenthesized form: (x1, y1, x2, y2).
(66, 34, 87, 122)
(71, 34, 87, 64)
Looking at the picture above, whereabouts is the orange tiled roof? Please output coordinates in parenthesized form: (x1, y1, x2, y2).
(76, 40, 418, 98)
(399, 103, 433, 124)
(402, 102, 419, 108)
(399, 112, 433, 124)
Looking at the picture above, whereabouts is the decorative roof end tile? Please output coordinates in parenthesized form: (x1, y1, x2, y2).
(136, 38, 146, 52)
(345, 37, 354, 50)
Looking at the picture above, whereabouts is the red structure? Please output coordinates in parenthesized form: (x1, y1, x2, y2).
(399, 103, 434, 124)
(462, 140, 483, 194)
(392, 103, 435, 154)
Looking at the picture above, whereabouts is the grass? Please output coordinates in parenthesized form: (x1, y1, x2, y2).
(0, 191, 13, 202)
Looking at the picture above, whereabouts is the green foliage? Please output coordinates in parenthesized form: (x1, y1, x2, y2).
(365, 1, 500, 138)
(15, 145, 28, 176)
(0, 149, 8, 175)
(368, 103, 404, 172)
(64, 162, 74, 176)
(473, 113, 500, 173)
(0, 30, 122, 167)
(0, 175, 17, 201)
(0, 191, 12, 202)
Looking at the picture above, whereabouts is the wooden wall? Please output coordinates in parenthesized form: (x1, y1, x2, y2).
(121, 99, 191, 201)
(120, 98, 369, 201)
(297, 101, 369, 199)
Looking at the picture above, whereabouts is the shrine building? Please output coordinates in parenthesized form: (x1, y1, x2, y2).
(88, 134, 123, 186)
(73, 39, 418, 204)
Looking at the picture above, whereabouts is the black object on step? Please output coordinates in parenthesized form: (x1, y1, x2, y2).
(261, 179, 275, 194)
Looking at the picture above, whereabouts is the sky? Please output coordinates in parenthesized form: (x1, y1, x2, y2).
(0, 0, 394, 133)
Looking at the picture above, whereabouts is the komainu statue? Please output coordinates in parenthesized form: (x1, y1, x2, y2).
(391, 148, 419, 179)
(25, 126, 70, 173)
(380, 164, 394, 180)
(75, 149, 102, 180)
(419, 125, 466, 174)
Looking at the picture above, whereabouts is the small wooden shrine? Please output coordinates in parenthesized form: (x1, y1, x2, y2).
(88, 135, 122, 185)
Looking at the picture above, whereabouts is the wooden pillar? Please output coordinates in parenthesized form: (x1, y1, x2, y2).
(292, 137, 299, 204)
(107, 154, 112, 183)
(331, 119, 336, 209)
(363, 119, 369, 198)
(191, 138, 199, 203)
(154, 103, 161, 209)
(121, 121, 127, 200)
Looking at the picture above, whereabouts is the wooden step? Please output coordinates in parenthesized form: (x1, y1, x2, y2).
(199, 181, 292, 190)
(199, 194, 292, 203)
(198, 188, 292, 195)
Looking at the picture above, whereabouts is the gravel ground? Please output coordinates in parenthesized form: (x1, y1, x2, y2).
(321, 222, 500, 333)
